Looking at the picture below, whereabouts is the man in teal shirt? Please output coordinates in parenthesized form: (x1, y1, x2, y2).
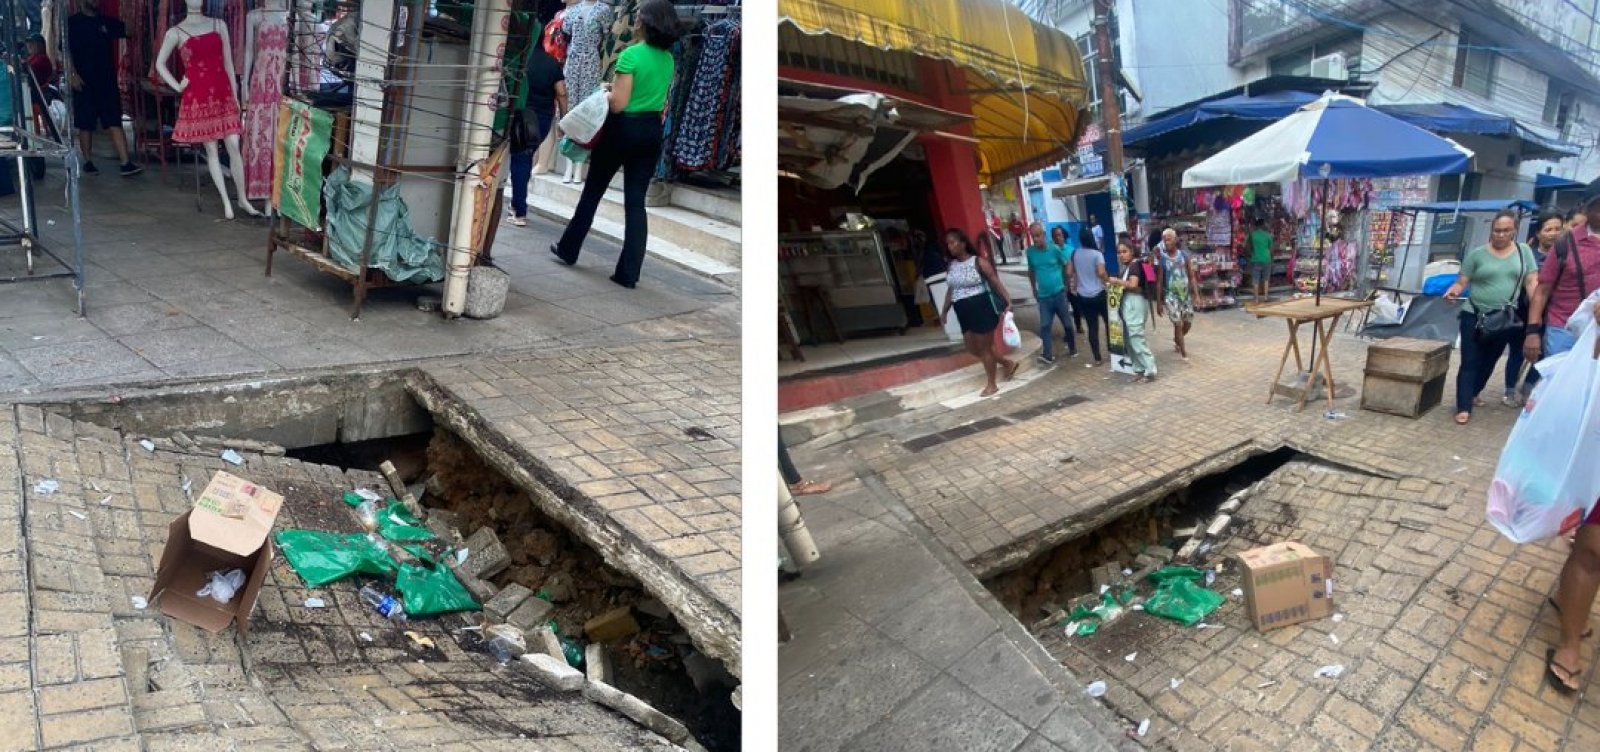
(1248, 217, 1274, 305)
(1026, 221, 1078, 364)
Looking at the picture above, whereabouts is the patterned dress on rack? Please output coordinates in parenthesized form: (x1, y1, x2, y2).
(171, 24, 242, 144)
(243, 16, 288, 200)
(562, 1, 611, 162)
(671, 20, 737, 172)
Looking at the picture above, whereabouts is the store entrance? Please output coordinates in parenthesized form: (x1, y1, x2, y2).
(780, 152, 951, 374)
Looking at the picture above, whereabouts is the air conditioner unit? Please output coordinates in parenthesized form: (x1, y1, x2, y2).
(1310, 52, 1348, 81)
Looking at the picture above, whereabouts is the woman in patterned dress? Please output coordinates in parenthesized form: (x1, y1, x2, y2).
(560, 0, 611, 184)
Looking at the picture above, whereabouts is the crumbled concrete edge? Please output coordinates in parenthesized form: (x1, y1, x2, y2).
(584, 679, 691, 745)
(519, 653, 584, 692)
(405, 373, 741, 679)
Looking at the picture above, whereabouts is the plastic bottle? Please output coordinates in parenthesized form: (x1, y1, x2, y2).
(359, 584, 408, 624)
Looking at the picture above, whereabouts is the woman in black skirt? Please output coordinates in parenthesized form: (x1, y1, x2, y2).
(939, 228, 1017, 397)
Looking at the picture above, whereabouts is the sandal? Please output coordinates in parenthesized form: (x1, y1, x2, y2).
(789, 480, 833, 496)
(979, 385, 999, 397)
(1546, 648, 1582, 695)
(1002, 360, 1019, 381)
(1546, 597, 1595, 639)
(1455, 412, 1471, 425)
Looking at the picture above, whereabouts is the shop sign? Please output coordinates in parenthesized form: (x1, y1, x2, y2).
(1077, 123, 1104, 178)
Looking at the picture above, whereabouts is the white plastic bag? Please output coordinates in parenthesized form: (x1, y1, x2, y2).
(196, 568, 247, 604)
(1000, 311, 1021, 349)
(1486, 319, 1600, 543)
(558, 89, 609, 147)
(1565, 289, 1600, 336)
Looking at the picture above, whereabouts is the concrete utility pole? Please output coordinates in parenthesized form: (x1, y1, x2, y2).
(1092, 0, 1129, 236)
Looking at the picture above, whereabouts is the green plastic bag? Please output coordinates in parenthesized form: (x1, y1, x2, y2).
(395, 561, 480, 616)
(379, 502, 435, 543)
(1060, 590, 1129, 637)
(546, 619, 585, 668)
(1146, 566, 1206, 584)
(1143, 577, 1225, 627)
(275, 530, 398, 587)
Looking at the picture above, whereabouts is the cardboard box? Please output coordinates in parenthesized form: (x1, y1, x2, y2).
(149, 471, 284, 635)
(1237, 542, 1333, 632)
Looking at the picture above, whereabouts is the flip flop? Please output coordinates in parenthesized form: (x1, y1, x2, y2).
(1546, 597, 1595, 639)
(1547, 648, 1582, 695)
(789, 480, 832, 496)
(1455, 412, 1471, 425)
(979, 386, 999, 397)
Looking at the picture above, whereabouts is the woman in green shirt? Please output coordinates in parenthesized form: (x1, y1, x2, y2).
(1444, 210, 1540, 424)
(550, 0, 678, 289)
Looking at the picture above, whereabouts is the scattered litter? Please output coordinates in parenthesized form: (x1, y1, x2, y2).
(98, 495, 112, 506)
(485, 624, 525, 663)
(30, 336, 42, 341)
(45, 220, 54, 226)
(1195, 622, 1224, 629)
(358, 632, 373, 642)
(303, 598, 327, 609)
(1325, 411, 1348, 420)
(1099, 584, 1109, 595)
(1205, 569, 1217, 586)
(1329, 634, 1339, 645)
(1231, 588, 1244, 597)
(1136, 719, 1150, 737)
(1314, 664, 1345, 680)
(1332, 613, 1345, 623)
(354, 488, 384, 502)
(220, 449, 244, 466)
(181, 477, 192, 496)
(1122, 568, 1133, 577)
(1085, 681, 1107, 698)
(1452, 455, 1462, 461)
(454, 549, 469, 566)
(403, 631, 435, 651)
(1131, 604, 1145, 611)
(140, 440, 156, 452)
(68, 511, 86, 520)
(33, 479, 59, 495)
(131, 596, 148, 610)
(1062, 621, 1080, 636)
(1169, 678, 1183, 690)
(1256, 680, 1277, 689)
(1124, 652, 1137, 663)
(196, 569, 246, 605)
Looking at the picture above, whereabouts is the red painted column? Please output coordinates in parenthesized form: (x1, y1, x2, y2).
(917, 60, 985, 241)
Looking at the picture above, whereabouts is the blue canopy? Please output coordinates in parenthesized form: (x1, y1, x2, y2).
(1184, 95, 1473, 186)
(1535, 173, 1585, 190)
(1395, 199, 1538, 213)
(1129, 94, 1581, 160)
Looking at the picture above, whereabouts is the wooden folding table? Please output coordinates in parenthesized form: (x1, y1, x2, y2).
(1252, 297, 1373, 412)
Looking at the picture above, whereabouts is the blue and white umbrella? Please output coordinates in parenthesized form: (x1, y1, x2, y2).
(1182, 94, 1474, 188)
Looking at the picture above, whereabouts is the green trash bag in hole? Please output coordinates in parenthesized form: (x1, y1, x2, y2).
(1143, 577, 1225, 627)
(275, 530, 398, 588)
(379, 501, 435, 543)
(395, 561, 480, 617)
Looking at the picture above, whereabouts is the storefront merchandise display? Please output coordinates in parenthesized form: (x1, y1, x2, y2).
(241, 0, 287, 201)
(154, 0, 258, 219)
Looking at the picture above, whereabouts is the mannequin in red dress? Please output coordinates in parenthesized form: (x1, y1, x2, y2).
(153, 0, 259, 219)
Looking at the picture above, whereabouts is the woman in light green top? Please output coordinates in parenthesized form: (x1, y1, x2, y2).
(1444, 210, 1540, 424)
(551, 0, 679, 289)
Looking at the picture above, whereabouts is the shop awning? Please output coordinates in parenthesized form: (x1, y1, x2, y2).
(1377, 103, 1582, 160)
(1535, 173, 1585, 191)
(778, 0, 1088, 184)
(1395, 199, 1538, 213)
(1050, 176, 1113, 199)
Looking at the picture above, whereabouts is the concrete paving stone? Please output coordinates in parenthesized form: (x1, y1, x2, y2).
(119, 327, 252, 370)
(849, 675, 1035, 752)
(88, 301, 204, 338)
(9, 339, 162, 386)
(948, 631, 1072, 729)
(779, 628, 941, 751)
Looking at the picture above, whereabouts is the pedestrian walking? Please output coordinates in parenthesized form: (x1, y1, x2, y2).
(1025, 222, 1077, 365)
(66, 0, 141, 176)
(549, 0, 679, 289)
(1156, 228, 1200, 360)
(506, 23, 568, 228)
(1088, 213, 1104, 255)
(780, 433, 831, 496)
(1071, 225, 1109, 367)
(939, 228, 1018, 398)
(1502, 212, 1563, 404)
(1445, 210, 1539, 425)
(1526, 187, 1600, 394)
(1109, 240, 1157, 382)
(1247, 217, 1274, 305)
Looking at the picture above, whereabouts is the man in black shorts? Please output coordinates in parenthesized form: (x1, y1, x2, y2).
(66, 0, 140, 176)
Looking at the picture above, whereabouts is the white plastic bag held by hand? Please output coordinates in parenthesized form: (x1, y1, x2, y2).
(1565, 289, 1600, 337)
(1486, 319, 1600, 543)
(558, 89, 609, 147)
(1001, 311, 1022, 349)
(196, 569, 247, 604)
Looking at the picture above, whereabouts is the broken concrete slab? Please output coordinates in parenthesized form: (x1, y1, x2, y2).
(531, 625, 565, 662)
(506, 595, 554, 632)
(425, 508, 462, 543)
(484, 583, 534, 622)
(1145, 545, 1175, 563)
(520, 653, 584, 692)
(1206, 514, 1232, 537)
(635, 597, 671, 620)
(1089, 563, 1121, 591)
(458, 572, 498, 604)
(585, 643, 612, 684)
(583, 679, 690, 744)
(461, 527, 511, 580)
(584, 606, 641, 643)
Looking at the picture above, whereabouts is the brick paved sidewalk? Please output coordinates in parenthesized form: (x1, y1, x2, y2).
(778, 446, 1139, 752)
(802, 306, 1600, 749)
(0, 405, 685, 750)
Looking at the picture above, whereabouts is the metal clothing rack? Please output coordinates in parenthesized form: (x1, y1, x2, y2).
(0, 0, 87, 315)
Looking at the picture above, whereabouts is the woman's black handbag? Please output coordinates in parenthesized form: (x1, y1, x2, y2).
(508, 110, 534, 153)
(1476, 245, 1528, 341)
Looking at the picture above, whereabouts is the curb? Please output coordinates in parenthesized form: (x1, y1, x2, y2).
(780, 331, 1046, 446)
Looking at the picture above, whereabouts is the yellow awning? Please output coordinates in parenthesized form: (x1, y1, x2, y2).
(779, 0, 1090, 183)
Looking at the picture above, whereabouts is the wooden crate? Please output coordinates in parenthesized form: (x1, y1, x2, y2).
(1364, 337, 1451, 382)
(1361, 373, 1446, 418)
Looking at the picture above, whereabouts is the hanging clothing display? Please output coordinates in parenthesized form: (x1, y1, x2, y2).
(562, 2, 610, 111)
(171, 25, 242, 143)
(671, 16, 738, 173)
(244, 16, 288, 200)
